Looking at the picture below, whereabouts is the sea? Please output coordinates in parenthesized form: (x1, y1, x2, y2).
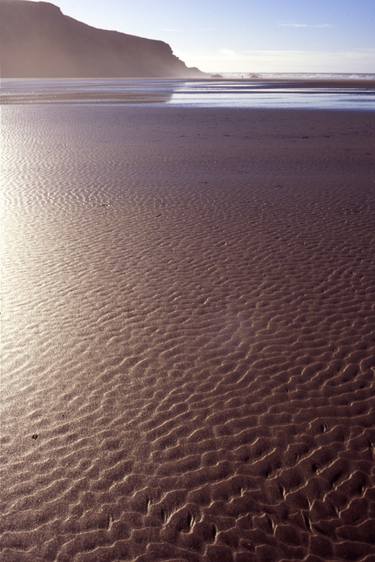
(1, 73, 375, 110)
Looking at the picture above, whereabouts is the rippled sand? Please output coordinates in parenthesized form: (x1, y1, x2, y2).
(1, 106, 375, 562)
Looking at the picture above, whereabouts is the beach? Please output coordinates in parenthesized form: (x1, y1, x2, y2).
(1, 104, 375, 561)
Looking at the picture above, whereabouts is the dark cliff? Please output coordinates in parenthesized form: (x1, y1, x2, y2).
(0, 1, 202, 77)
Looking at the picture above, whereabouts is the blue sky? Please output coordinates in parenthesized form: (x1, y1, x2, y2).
(52, 0, 374, 72)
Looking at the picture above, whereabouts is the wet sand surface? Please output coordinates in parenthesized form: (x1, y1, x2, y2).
(1, 106, 375, 562)
(2, 78, 375, 109)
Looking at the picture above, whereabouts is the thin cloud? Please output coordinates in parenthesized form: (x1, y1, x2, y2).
(161, 28, 184, 33)
(219, 49, 238, 58)
(162, 26, 214, 34)
(278, 23, 334, 29)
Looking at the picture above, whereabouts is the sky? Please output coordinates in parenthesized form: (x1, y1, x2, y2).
(44, 0, 375, 73)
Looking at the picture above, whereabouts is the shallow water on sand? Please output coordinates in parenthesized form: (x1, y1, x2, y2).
(1, 105, 375, 561)
(2, 78, 375, 110)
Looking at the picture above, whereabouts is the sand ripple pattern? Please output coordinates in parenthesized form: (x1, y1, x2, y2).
(1, 106, 375, 561)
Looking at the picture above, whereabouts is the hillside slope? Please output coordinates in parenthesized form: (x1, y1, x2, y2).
(0, 1, 202, 77)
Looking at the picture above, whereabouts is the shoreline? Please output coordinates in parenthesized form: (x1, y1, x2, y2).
(1, 78, 375, 109)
